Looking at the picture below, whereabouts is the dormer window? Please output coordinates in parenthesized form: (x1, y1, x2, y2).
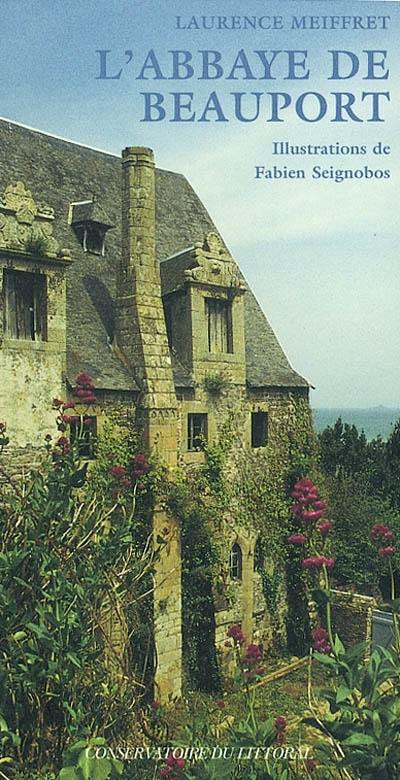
(69, 200, 114, 256)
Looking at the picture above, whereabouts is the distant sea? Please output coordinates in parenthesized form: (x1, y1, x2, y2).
(312, 408, 400, 441)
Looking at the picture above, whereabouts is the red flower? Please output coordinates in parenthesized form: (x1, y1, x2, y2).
(302, 556, 335, 570)
(63, 401, 76, 410)
(370, 524, 395, 543)
(312, 627, 331, 654)
(301, 509, 325, 523)
(379, 546, 396, 558)
(160, 769, 171, 779)
(165, 755, 185, 770)
(131, 453, 151, 478)
(110, 465, 127, 479)
(288, 533, 307, 545)
(75, 372, 95, 389)
(227, 624, 245, 644)
(318, 520, 333, 536)
(305, 758, 317, 772)
(216, 699, 225, 709)
(244, 644, 263, 666)
(120, 478, 132, 489)
(274, 715, 287, 731)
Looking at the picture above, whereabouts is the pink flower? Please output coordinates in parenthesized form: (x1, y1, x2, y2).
(301, 509, 325, 523)
(314, 500, 327, 511)
(378, 546, 396, 558)
(274, 715, 287, 731)
(288, 533, 307, 545)
(318, 520, 333, 536)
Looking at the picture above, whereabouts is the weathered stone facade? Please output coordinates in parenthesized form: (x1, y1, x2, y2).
(0, 118, 311, 701)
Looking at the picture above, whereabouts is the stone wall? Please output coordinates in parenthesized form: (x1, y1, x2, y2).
(332, 589, 376, 646)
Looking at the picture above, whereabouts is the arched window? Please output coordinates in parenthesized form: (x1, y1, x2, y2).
(230, 543, 243, 581)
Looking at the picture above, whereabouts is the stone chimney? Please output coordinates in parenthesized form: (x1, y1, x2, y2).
(116, 146, 178, 459)
(116, 147, 182, 701)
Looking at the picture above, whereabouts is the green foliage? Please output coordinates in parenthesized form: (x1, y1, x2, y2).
(202, 371, 229, 397)
(328, 474, 400, 591)
(58, 738, 123, 780)
(318, 416, 400, 593)
(0, 419, 160, 773)
(307, 618, 400, 778)
(168, 473, 221, 693)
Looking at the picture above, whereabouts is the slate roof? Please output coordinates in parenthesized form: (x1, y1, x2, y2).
(0, 118, 308, 391)
(70, 200, 114, 228)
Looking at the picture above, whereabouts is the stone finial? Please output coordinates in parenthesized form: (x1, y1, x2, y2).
(184, 231, 246, 293)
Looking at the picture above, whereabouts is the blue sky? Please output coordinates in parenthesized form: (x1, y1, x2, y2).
(0, 0, 399, 406)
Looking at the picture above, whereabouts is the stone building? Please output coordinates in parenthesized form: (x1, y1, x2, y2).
(0, 118, 310, 699)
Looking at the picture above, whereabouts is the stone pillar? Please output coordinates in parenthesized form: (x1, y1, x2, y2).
(116, 147, 182, 701)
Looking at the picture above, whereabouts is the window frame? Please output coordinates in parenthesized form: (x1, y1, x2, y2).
(187, 413, 208, 451)
(229, 543, 243, 581)
(205, 297, 233, 354)
(3, 268, 47, 342)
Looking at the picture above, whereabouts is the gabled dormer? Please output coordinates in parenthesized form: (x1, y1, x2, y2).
(161, 232, 247, 385)
(69, 199, 114, 256)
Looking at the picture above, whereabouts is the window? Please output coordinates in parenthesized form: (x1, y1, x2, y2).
(251, 411, 268, 448)
(187, 413, 207, 451)
(70, 416, 97, 459)
(3, 269, 47, 341)
(205, 298, 233, 354)
(230, 543, 243, 581)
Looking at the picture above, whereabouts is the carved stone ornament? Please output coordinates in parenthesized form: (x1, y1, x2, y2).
(0, 181, 69, 258)
(184, 232, 246, 293)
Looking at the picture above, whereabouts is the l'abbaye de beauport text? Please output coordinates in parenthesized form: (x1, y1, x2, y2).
(96, 49, 391, 123)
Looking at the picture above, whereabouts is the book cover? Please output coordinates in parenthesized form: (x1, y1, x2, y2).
(0, 1, 399, 779)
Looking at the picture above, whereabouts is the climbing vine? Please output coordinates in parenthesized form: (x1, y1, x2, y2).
(166, 393, 318, 687)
